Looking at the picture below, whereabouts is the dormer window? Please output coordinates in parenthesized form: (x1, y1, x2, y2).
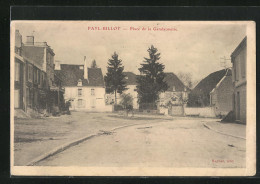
(77, 79, 82, 86)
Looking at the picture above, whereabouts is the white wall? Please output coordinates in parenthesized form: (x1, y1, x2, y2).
(124, 85, 138, 109)
(106, 85, 139, 109)
(64, 86, 112, 112)
(184, 107, 216, 118)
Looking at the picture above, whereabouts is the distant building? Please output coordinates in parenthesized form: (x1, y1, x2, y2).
(106, 71, 189, 112)
(158, 72, 189, 115)
(122, 72, 138, 109)
(160, 72, 189, 104)
(231, 37, 247, 124)
(210, 68, 233, 117)
(187, 69, 229, 107)
(55, 59, 111, 112)
(104, 72, 139, 109)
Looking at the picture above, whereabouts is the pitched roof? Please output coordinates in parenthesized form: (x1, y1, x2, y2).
(55, 64, 104, 87)
(164, 72, 186, 92)
(122, 72, 187, 92)
(231, 36, 247, 60)
(210, 69, 232, 94)
(123, 72, 137, 85)
(187, 69, 229, 106)
(192, 69, 228, 95)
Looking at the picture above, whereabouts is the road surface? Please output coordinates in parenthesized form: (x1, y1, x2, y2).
(36, 118, 245, 168)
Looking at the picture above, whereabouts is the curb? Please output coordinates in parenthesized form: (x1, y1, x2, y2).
(26, 120, 167, 166)
(203, 123, 246, 140)
(26, 134, 97, 166)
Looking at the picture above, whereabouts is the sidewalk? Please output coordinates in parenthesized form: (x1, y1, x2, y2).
(203, 121, 246, 139)
(13, 111, 171, 166)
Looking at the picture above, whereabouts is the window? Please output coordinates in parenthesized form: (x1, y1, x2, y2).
(28, 64, 33, 82)
(77, 79, 82, 86)
(91, 89, 95, 96)
(37, 70, 41, 84)
(78, 99, 83, 106)
(78, 88, 82, 96)
(34, 69, 37, 83)
(15, 62, 20, 82)
(41, 73, 46, 87)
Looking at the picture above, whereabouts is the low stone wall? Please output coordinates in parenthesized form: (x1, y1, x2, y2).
(170, 106, 184, 116)
(184, 107, 216, 118)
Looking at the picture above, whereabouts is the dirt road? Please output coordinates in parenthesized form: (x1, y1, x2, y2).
(37, 118, 245, 168)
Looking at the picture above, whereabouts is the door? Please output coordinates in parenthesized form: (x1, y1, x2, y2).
(237, 92, 240, 120)
(91, 98, 96, 109)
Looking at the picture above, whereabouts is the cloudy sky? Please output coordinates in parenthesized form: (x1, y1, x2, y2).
(13, 21, 247, 83)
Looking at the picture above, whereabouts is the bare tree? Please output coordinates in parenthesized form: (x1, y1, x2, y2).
(177, 72, 193, 89)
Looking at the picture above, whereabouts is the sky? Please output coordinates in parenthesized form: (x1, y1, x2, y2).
(13, 21, 247, 83)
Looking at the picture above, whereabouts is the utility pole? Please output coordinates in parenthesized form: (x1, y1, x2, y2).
(220, 56, 231, 69)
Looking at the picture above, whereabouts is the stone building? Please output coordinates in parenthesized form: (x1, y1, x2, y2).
(210, 68, 233, 117)
(14, 30, 25, 111)
(14, 30, 64, 116)
(55, 58, 112, 112)
(158, 72, 189, 115)
(231, 36, 247, 124)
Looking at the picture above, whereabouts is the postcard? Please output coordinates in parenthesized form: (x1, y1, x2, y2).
(10, 21, 256, 176)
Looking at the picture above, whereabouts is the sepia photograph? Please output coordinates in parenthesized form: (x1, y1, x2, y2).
(10, 21, 256, 176)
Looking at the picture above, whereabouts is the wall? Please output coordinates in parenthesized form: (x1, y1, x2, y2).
(159, 91, 184, 106)
(105, 85, 139, 109)
(210, 75, 233, 116)
(45, 48, 55, 87)
(232, 38, 247, 124)
(169, 105, 184, 116)
(234, 84, 246, 123)
(64, 86, 112, 112)
(184, 107, 216, 118)
(123, 85, 138, 109)
(22, 46, 45, 71)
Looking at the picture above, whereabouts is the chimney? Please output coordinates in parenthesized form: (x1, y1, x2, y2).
(15, 30, 22, 48)
(84, 56, 88, 80)
(54, 60, 61, 70)
(26, 36, 34, 45)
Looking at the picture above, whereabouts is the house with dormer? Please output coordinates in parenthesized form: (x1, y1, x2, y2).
(54, 58, 112, 112)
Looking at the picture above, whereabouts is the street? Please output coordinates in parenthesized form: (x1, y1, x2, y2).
(14, 111, 173, 165)
(33, 114, 245, 168)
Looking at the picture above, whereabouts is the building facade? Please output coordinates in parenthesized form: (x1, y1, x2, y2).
(104, 72, 139, 109)
(210, 68, 233, 117)
(158, 73, 189, 106)
(55, 59, 112, 112)
(231, 37, 247, 124)
(14, 30, 25, 110)
(14, 30, 64, 116)
(122, 72, 138, 109)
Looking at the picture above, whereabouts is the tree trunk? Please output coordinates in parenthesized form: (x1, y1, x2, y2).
(114, 90, 117, 105)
